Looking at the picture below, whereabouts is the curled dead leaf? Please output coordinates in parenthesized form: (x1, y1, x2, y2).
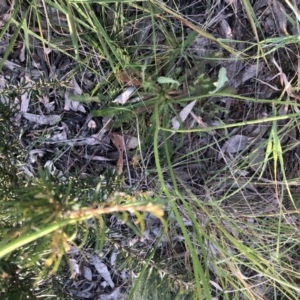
(110, 133, 124, 175)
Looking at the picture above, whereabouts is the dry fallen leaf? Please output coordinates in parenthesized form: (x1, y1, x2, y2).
(29, 149, 45, 163)
(116, 70, 143, 86)
(218, 135, 250, 160)
(51, 126, 67, 141)
(272, 0, 287, 34)
(3, 59, 21, 72)
(91, 255, 115, 288)
(0, 4, 12, 28)
(23, 113, 60, 125)
(69, 259, 80, 277)
(82, 266, 92, 281)
(98, 288, 120, 300)
(76, 291, 93, 299)
(44, 160, 67, 181)
(40, 95, 55, 113)
(112, 87, 135, 105)
(20, 77, 32, 113)
(241, 63, 264, 85)
(19, 42, 25, 62)
(73, 128, 107, 146)
(0, 75, 9, 105)
(110, 133, 125, 175)
(64, 77, 86, 113)
(220, 19, 233, 40)
(171, 100, 196, 130)
(83, 154, 113, 161)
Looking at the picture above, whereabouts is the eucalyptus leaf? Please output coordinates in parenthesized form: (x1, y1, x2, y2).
(112, 87, 135, 105)
(171, 100, 196, 130)
(218, 135, 249, 160)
